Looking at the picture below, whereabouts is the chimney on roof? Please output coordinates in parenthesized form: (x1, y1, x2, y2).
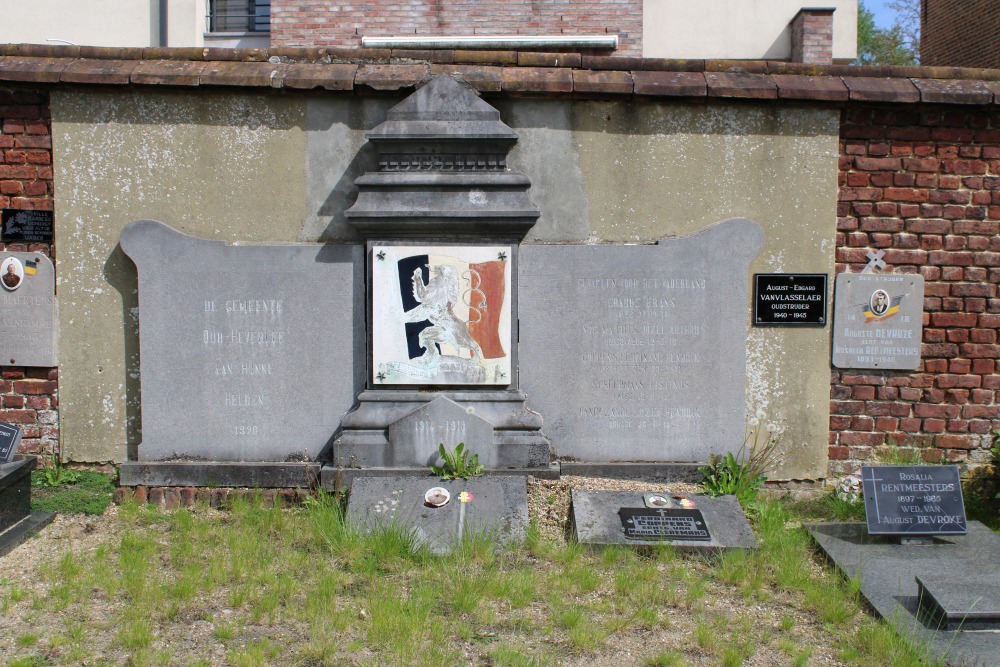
(790, 7, 835, 65)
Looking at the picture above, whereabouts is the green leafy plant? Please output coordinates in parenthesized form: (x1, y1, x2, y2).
(33, 451, 81, 488)
(31, 470, 115, 515)
(430, 442, 484, 481)
(699, 410, 782, 507)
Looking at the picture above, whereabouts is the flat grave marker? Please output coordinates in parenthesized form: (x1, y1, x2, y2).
(572, 489, 757, 550)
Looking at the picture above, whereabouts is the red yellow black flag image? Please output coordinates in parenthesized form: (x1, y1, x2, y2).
(863, 294, 903, 322)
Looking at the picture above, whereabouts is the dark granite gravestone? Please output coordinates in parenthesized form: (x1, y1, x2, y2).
(753, 273, 827, 326)
(916, 573, 1000, 631)
(0, 422, 21, 463)
(0, 456, 55, 557)
(347, 475, 528, 554)
(571, 489, 757, 551)
(861, 465, 966, 536)
(806, 522, 1000, 667)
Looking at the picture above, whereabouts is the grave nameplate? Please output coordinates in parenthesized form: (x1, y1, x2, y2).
(120, 220, 363, 462)
(0, 252, 56, 367)
(832, 273, 924, 370)
(2, 209, 54, 243)
(0, 423, 21, 463)
(862, 465, 967, 535)
(618, 507, 711, 541)
(385, 396, 496, 468)
(753, 273, 827, 326)
(519, 218, 764, 462)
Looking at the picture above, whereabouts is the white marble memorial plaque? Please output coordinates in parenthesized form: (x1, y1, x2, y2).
(372, 245, 512, 386)
(832, 273, 924, 370)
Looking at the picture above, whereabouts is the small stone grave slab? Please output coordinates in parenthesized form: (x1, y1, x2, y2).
(0, 422, 21, 463)
(385, 396, 496, 468)
(347, 475, 528, 554)
(861, 465, 966, 536)
(916, 573, 1000, 631)
(0, 456, 55, 557)
(752, 273, 827, 326)
(572, 489, 757, 550)
(806, 521, 1000, 667)
(0, 251, 56, 367)
(519, 218, 764, 462)
(832, 273, 924, 370)
(119, 220, 363, 465)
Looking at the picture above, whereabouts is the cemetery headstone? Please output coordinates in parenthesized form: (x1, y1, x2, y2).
(347, 475, 529, 554)
(0, 423, 21, 463)
(861, 465, 967, 536)
(119, 220, 363, 477)
(0, 456, 55, 557)
(916, 573, 1000, 631)
(0, 251, 56, 367)
(384, 396, 495, 468)
(832, 273, 924, 370)
(519, 218, 764, 462)
(752, 273, 827, 326)
(572, 489, 757, 550)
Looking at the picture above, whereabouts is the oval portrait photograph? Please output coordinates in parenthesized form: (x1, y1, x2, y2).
(1, 256, 23, 291)
(869, 289, 890, 316)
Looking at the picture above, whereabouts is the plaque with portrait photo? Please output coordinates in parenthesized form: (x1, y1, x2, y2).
(832, 273, 924, 370)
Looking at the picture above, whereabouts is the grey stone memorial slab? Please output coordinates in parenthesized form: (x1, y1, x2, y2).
(120, 220, 363, 465)
(0, 456, 55, 557)
(916, 573, 1000, 631)
(347, 475, 528, 554)
(0, 422, 21, 463)
(572, 489, 757, 550)
(806, 521, 1000, 667)
(0, 251, 56, 367)
(832, 273, 924, 370)
(861, 465, 966, 536)
(519, 218, 764, 462)
(385, 396, 496, 468)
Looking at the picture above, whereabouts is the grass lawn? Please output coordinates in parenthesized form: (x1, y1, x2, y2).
(0, 481, 960, 667)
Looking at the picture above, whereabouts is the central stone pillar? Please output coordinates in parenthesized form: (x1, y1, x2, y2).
(324, 74, 553, 488)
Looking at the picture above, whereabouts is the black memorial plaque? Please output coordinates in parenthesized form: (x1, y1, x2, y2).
(753, 273, 827, 326)
(0, 422, 21, 463)
(618, 507, 711, 541)
(2, 209, 54, 243)
(861, 465, 967, 535)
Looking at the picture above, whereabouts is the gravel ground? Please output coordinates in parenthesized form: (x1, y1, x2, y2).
(0, 477, 855, 666)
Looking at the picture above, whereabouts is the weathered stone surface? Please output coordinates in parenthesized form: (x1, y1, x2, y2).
(0, 57, 68, 83)
(519, 218, 764, 462)
(807, 521, 1000, 666)
(429, 64, 503, 92)
(573, 70, 633, 97)
(841, 76, 920, 103)
(911, 78, 994, 105)
(386, 396, 496, 467)
(572, 489, 757, 550)
(119, 462, 320, 488)
(517, 52, 581, 68)
(0, 252, 55, 367)
(502, 67, 573, 95)
(632, 70, 706, 97)
(705, 72, 777, 98)
(772, 74, 848, 101)
(347, 475, 529, 554)
(200, 61, 283, 87)
(283, 63, 357, 90)
(61, 59, 137, 85)
(355, 64, 430, 92)
(832, 273, 924, 370)
(131, 60, 205, 86)
(120, 219, 362, 462)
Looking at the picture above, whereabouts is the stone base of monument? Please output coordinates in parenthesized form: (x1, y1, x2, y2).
(571, 489, 757, 551)
(560, 462, 703, 482)
(806, 522, 1000, 667)
(324, 463, 559, 492)
(0, 456, 55, 557)
(119, 461, 321, 488)
(346, 475, 529, 555)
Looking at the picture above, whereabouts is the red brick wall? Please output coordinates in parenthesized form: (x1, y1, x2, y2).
(790, 9, 834, 65)
(0, 88, 57, 461)
(270, 0, 642, 57)
(921, 0, 1000, 68)
(832, 105, 1000, 476)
